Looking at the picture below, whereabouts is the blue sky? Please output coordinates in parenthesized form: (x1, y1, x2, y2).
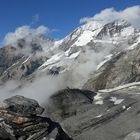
(0, 0, 140, 41)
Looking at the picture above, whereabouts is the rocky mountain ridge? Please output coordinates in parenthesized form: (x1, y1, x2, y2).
(0, 19, 140, 140)
(1, 20, 140, 86)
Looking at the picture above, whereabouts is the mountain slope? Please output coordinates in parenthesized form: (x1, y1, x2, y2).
(0, 19, 140, 87)
(0, 19, 140, 140)
(38, 20, 140, 88)
(84, 41, 140, 91)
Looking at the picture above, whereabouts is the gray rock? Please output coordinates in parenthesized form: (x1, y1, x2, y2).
(44, 87, 140, 140)
(4, 95, 44, 116)
(124, 131, 140, 140)
(84, 44, 140, 91)
(0, 96, 73, 140)
(46, 88, 96, 121)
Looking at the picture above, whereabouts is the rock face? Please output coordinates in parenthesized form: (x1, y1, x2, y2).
(46, 88, 97, 121)
(1, 19, 140, 140)
(0, 96, 73, 140)
(46, 87, 140, 140)
(0, 35, 52, 84)
(0, 46, 23, 77)
(124, 131, 140, 140)
(84, 43, 140, 91)
(4, 95, 44, 116)
(38, 20, 140, 87)
(1, 87, 140, 140)
(0, 19, 140, 88)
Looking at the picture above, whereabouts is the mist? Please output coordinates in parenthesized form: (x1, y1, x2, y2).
(0, 6, 135, 105)
(0, 43, 113, 105)
(0, 34, 121, 105)
(0, 75, 66, 105)
(64, 44, 113, 88)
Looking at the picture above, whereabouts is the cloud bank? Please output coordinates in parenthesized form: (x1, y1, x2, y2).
(80, 5, 140, 28)
(0, 75, 66, 105)
(4, 25, 49, 46)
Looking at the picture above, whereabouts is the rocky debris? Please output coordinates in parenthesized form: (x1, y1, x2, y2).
(1, 88, 140, 140)
(4, 95, 44, 116)
(46, 88, 97, 121)
(124, 131, 140, 140)
(44, 87, 140, 140)
(0, 96, 73, 140)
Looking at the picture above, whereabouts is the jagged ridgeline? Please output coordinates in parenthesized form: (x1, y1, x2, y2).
(0, 19, 140, 140)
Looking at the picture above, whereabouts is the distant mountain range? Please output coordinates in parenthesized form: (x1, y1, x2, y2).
(0, 19, 140, 140)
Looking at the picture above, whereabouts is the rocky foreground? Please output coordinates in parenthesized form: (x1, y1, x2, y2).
(1, 87, 140, 140)
(0, 95, 73, 140)
(46, 87, 140, 140)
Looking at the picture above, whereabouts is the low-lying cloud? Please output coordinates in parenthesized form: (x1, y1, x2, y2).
(0, 5, 139, 105)
(0, 42, 114, 105)
(0, 75, 66, 105)
(80, 5, 140, 28)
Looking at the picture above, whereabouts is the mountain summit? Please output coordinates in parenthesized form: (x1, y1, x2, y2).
(0, 19, 140, 140)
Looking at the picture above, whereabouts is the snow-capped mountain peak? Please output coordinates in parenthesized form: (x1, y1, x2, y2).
(36, 19, 140, 89)
(56, 20, 137, 51)
(0, 19, 140, 90)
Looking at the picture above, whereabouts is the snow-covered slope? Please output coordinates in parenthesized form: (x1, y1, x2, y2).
(0, 19, 140, 89)
(36, 20, 140, 88)
(1, 19, 140, 140)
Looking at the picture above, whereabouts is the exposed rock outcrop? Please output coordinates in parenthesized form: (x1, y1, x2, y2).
(45, 87, 140, 140)
(0, 96, 73, 140)
(0, 19, 140, 140)
(84, 44, 140, 91)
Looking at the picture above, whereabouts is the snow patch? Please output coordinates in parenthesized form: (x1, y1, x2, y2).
(121, 27, 134, 37)
(65, 48, 71, 56)
(22, 56, 31, 64)
(127, 36, 140, 50)
(122, 106, 126, 109)
(95, 100, 103, 105)
(128, 86, 137, 89)
(81, 21, 103, 31)
(40, 53, 64, 68)
(109, 97, 124, 105)
(93, 40, 115, 44)
(74, 30, 94, 46)
(3, 61, 21, 74)
(94, 93, 103, 105)
(67, 51, 80, 59)
(99, 81, 140, 93)
(96, 54, 112, 70)
(127, 107, 131, 110)
(94, 93, 102, 100)
(95, 114, 103, 118)
(54, 39, 63, 47)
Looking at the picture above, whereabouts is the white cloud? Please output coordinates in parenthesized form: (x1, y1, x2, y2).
(4, 25, 49, 46)
(80, 5, 140, 28)
(0, 75, 66, 105)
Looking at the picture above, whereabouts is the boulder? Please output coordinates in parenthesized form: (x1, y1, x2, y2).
(0, 95, 73, 140)
(4, 95, 44, 116)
